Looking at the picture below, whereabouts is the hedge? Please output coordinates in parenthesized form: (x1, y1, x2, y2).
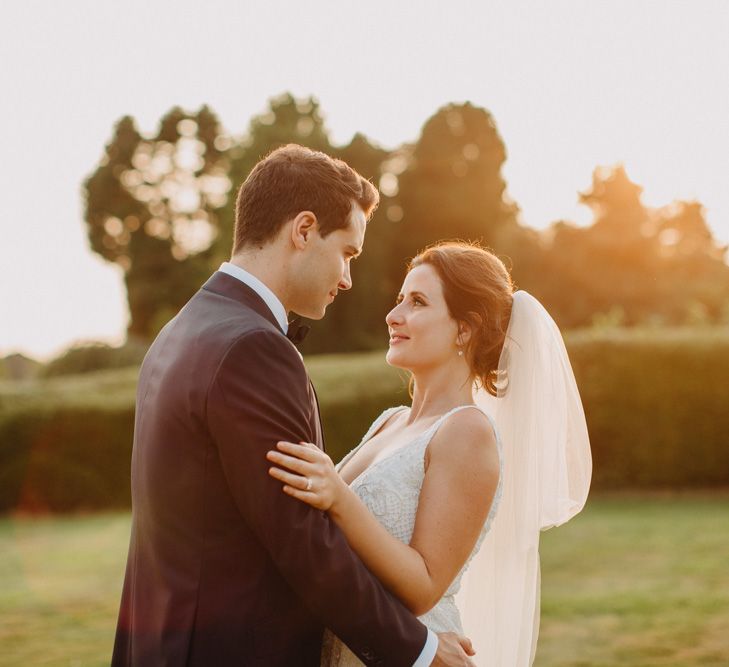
(566, 329, 729, 489)
(40, 339, 149, 378)
(0, 405, 134, 511)
(0, 330, 727, 512)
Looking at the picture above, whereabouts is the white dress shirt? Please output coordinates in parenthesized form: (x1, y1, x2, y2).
(414, 630, 438, 666)
(218, 261, 438, 667)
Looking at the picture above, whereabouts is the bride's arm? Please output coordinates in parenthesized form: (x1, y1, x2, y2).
(266, 409, 500, 616)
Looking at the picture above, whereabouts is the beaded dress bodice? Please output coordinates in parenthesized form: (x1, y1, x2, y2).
(320, 405, 503, 666)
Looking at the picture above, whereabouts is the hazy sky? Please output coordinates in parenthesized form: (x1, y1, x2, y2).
(2, 0, 728, 359)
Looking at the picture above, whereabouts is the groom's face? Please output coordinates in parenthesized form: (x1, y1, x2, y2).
(291, 203, 366, 319)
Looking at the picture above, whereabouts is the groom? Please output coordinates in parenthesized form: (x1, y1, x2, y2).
(112, 144, 474, 666)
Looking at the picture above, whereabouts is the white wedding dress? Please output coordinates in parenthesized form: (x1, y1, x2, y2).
(320, 404, 503, 667)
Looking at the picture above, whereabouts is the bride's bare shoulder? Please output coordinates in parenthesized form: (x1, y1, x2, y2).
(426, 407, 499, 473)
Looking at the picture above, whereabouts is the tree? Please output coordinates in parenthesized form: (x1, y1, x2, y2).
(657, 200, 724, 261)
(654, 200, 729, 323)
(535, 165, 661, 326)
(535, 166, 729, 327)
(391, 102, 518, 287)
(84, 106, 231, 338)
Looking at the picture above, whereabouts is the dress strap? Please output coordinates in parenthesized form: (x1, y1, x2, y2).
(336, 405, 407, 471)
(423, 404, 499, 447)
(364, 405, 408, 443)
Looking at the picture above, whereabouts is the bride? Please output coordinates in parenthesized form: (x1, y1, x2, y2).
(266, 241, 592, 666)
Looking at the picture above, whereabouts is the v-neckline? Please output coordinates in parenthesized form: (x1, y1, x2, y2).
(339, 403, 490, 488)
(339, 407, 441, 488)
(338, 406, 408, 487)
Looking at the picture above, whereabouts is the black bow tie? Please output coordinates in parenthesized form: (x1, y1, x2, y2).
(286, 316, 310, 346)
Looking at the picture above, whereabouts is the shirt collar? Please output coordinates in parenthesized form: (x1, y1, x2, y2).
(218, 262, 289, 334)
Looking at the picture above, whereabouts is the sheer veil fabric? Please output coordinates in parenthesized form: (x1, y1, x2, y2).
(456, 290, 592, 666)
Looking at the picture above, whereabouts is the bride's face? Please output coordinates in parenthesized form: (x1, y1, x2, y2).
(385, 264, 461, 371)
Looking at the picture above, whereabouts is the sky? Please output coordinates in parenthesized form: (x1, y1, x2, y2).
(1, 0, 728, 360)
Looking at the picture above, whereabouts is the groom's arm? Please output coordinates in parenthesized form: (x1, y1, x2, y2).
(207, 329, 433, 666)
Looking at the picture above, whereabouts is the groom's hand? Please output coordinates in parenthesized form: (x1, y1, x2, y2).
(432, 632, 476, 666)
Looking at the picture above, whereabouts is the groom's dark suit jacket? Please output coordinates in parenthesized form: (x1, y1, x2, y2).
(112, 272, 428, 667)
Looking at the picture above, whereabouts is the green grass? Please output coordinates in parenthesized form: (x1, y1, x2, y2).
(536, 495, 729, 667)
(1, 497, 727, 666)
(0, 513, 130, 666)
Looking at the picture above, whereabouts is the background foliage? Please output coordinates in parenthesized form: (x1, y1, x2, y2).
(1, 330, 728, 513)
(3, 92, 727, 512)
(82, 94, 729, 351)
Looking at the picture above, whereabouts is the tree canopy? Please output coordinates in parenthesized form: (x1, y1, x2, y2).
(83, 95, 729, 350)
(84, 106, 229, 338)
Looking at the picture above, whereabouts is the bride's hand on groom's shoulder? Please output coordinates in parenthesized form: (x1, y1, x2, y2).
(266, 441, 347, 512)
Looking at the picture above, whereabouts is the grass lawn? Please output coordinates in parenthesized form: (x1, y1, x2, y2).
(536, 495, 729, 667)
(1, 496, 728, 667)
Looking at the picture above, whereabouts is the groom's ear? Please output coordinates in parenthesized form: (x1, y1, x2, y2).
(290, 211, 318, 250)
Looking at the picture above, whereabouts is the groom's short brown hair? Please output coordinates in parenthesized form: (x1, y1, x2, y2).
(233, 144, 379, 251)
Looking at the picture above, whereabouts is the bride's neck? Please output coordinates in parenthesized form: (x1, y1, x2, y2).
(408, 365, 474, 423)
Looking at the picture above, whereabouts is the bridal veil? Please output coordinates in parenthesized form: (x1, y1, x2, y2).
(456, 290, 592, 666)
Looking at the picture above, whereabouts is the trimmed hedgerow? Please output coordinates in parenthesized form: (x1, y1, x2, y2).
(0, 331, 727, 512)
